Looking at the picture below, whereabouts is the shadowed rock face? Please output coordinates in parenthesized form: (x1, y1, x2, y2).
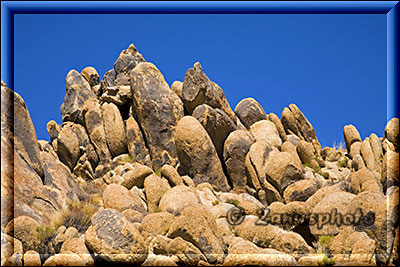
(2, 43, 399, 266)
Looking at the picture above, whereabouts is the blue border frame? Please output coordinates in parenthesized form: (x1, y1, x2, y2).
(1, 1, 398, 120)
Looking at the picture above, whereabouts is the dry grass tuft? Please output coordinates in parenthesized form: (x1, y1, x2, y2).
(51, 199, 99, 233)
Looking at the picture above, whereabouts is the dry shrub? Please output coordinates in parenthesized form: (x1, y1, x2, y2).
(51, 199, 99, 233)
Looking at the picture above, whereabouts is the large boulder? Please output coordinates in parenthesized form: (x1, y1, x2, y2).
(234, 98, 268, 128)
(268, 112, 287, 142)
(114, 43, 146, 86)
(83, 99, 111, 164)
(309, 191, 356, 238)
(329, 227, 376, 265)
(81, 66, 99, 87)
(264, 149, 304, 193)
(192, 104, 236, 157)
(343, 124, 362, 152)
(1, 85, 43, 178)
(143, 174, 171, 213)
(5, 216, 41, 251)
(349, 168, 382, 195)
(61, 69, 96, 124)
(130, 62, 184, 170)
(381, 150, 399, 189)
(249, 120, 282, 148)
(167, 204, 226, 264)
(85, 208, 148, 264)
(101, 102, 127, 157)
(125, 117, 149, 166)
(360, 138, 379, 171)
(182, 62, 236, 122)
(56, 123, 81, 170)
(159, 185, 201, 215)
(223, 130, 255, 190)
(103, 184, 146, 213)
(385, 117, 399, 150)
(174, 116, 230, 192)
(141, 212, 175, 237)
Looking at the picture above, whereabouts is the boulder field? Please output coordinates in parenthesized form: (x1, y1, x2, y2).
(1, 44, 399, 266)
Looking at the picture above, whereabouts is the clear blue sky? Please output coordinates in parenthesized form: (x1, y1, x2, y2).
(14, 14, 387, 147)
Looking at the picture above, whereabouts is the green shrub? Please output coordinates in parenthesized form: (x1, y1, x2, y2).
(155, 168, 162, 177)
(322, 172, 329, 179)
(337, 157, 348, 168)
(35, 226, 56, 261)
(226, 199, 239, 207)
(212, 200, 220, 206)
(321, 254, 335, 266)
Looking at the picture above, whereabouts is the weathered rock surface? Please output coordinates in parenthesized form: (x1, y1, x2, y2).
(61, 69, 96, 124)
(125, 116, 149, 165)
(101, 102, 127, 157)
(343, 124, 362, 152)
(143, 174, 171, 213)
(234, 98, 268, 128)
(249, 120, 282, 148)
(192, 104, 236, 157)
(130, 62, 184, 169)
(167, 204, 226, 264)
(223, 130, 255, 190)
(385, 117, 399, 150)
(182, 62, 236, 121)
(85, 208, 148, 264)
(175, 116, 230, 192)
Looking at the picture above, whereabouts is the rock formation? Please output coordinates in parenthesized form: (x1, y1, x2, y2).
(1, 43, 399, 266)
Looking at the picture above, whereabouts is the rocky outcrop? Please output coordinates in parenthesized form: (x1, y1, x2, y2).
(175, 116, 230, 192)
(2, 43, 399, 266)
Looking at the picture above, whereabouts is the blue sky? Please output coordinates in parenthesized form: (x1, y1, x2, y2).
(14, 13, 387, 147)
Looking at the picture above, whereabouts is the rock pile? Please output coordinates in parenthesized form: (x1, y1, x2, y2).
(1, 44, 399, 266)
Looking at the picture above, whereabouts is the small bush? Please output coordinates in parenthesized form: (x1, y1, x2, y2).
(226, 199, 239, 207)
(212, 200, 220, 206)
(35, 226, 56, 261)
(322, 172, 329, 179)
(337, 158, 348, 168)
(315, 157, 326, 168)
(155, 168, 162, 177)
(321, 254, 335, 266)
(51, 199, 99, 233)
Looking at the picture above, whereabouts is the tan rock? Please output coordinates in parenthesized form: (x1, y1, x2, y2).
(23, 250, 41, 266)
(61, 69, 96, 124)
(159, 185, 201, 215)
(381, 150, 399, 189)
(385, 117, 399, 150)
(310, 191, 356, 238)
(60, 238, 94, 266)
(144, 174, 171, 213)
(83, 99, 111, 164)
(182, 62, 236, 122)
(349, 168, 382, 194)
(268, 112, 287, 142)
(43, 253, 87, 266)
(283, 178, 319, 203)
(84, 208, 148, 264)
(167, 236, 206, 265)
(142, 254, 177, 266)
(141, 212, 175, 236)
(103, 184, 146, 213)
(167, 204, 225, 264)
(171, 80, 183, 98)
(174, 116, 230, 192)
(223, 130, 255, 190)
(121, 162, 153, 189)
(101, 102, 127, 157)
(46, 120, 61, 141)
(361, 138, 379, 171)
(161, 164, 183, 187)
(1, 233, 23, 266)
(349, 141, 362, 158)
(296, 140, 315, 165)
(217, 192, 264, 216)
(281, 141, 302, 166)
(343, 124, 362, 152)
(264, 150, 303, 193)
(249, 120, 282, 148)
(56, 124, 81, 170)
(130, 62, 184, 169)
(125, 116, 149, 166)
(234, 98, 268, 128)
(81, 66, 99, 87)
(5, 216, 41, 251)
(192, 104, 236, 157)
